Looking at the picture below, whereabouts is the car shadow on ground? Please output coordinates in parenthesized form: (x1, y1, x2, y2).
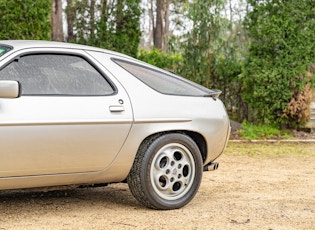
(0, 183, 144, 213)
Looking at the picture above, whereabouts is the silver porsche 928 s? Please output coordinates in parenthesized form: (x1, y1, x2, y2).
(0, 40, 230, 210)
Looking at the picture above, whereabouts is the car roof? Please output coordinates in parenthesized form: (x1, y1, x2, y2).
(0, 40, 132, 59)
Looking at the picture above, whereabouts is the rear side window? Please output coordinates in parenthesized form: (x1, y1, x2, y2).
(113, 59, 211, 96)
(0, 54, 114, 96)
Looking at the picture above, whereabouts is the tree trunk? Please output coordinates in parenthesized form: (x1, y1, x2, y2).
(66, 0, 75, 42)
(51, 0, 63, 41)
(162, 0, 171, 52)
(116, 0, 124, 31)
(90, 0, 96, 41)
(149, 0, 155, 48)
(154, 0, 163, 49)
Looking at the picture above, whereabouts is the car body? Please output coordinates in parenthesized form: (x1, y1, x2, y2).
(0, 40, 230, 209)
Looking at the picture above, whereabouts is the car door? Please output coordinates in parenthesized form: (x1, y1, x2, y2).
(0, 49, 133, 177)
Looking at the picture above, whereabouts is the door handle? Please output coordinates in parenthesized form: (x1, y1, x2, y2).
(109, 105, 125, 112)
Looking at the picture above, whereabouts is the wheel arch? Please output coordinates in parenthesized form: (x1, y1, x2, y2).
(139, 130, 208, 163)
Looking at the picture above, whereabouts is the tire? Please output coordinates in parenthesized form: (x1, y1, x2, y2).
(127, 133, 203, 210)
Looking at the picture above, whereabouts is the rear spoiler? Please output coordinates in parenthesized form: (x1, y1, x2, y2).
(203, 89, 222, 100)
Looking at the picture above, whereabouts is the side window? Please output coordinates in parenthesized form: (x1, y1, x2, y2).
(113, 59, 210, 96)
(0, 54, 114, 95)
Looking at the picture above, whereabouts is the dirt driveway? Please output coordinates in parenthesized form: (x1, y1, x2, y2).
(1, 142, 314, 230)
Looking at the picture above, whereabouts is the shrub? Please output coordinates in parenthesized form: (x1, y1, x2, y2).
(243, 0, 315, 127)
(137, 48, 183, 72)
(282, 82, 314, 128)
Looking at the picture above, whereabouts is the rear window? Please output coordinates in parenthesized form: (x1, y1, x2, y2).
(113, 59, 212, 96)
(0, 45, 12, 57)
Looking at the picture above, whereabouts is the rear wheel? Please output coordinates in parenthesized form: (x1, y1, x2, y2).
(127, 133, 203, 210)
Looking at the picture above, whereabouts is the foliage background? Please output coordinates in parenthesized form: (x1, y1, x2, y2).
(0, 0, 51, 40)
(242, 0, 315, 127)
(0, 0, 314, 129)
(66, 0, 141, 57)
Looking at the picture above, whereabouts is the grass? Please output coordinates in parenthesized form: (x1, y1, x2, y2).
(237, 122, 292, 140)
(225, 142, 315, 158)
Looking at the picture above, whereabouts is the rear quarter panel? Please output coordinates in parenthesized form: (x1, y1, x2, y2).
(88, 51, 230, 178)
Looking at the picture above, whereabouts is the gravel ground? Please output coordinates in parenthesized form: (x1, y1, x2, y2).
(0, 143, 314, 230)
